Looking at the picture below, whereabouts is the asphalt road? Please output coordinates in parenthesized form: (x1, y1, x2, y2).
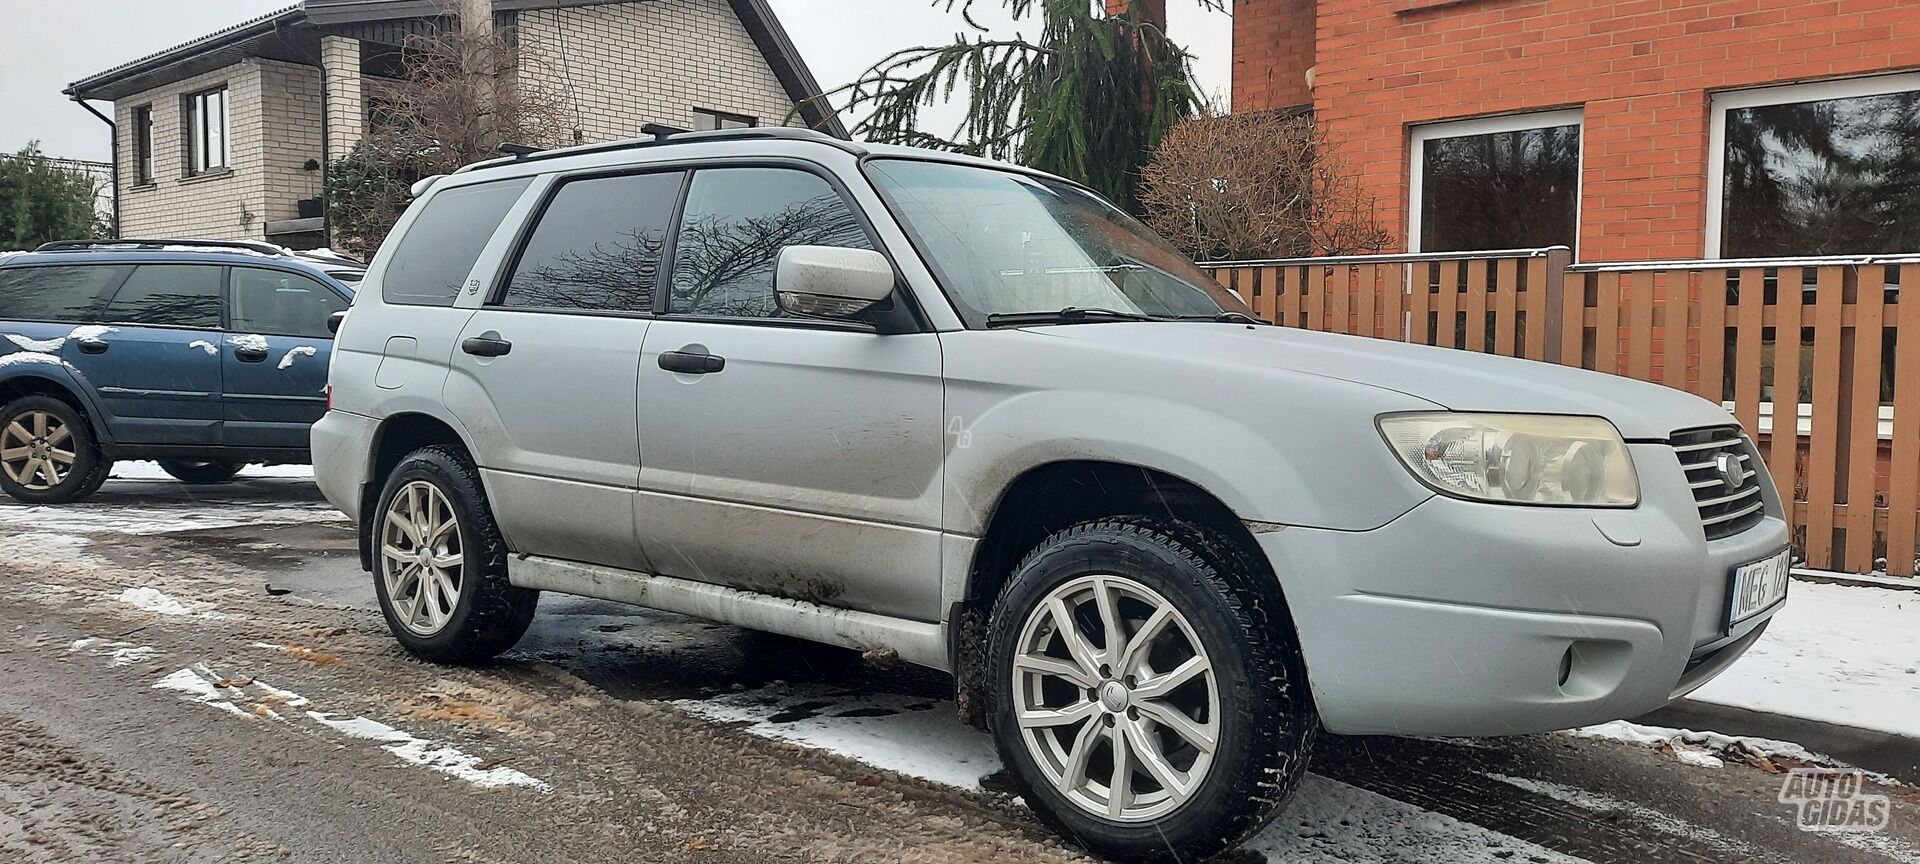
(3, 469, 1918, 863)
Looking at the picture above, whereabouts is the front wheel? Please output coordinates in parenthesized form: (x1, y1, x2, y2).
(158, 460, 245, 484)
(371, 446, 537, 664)
(0, 396, 110, 504)
(987, 518, 1316, 862)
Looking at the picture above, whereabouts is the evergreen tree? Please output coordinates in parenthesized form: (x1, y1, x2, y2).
(817, 0, 1216, 213)
(0, 142, 110, 251)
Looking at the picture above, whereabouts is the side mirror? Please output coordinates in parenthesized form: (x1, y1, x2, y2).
(327, 310, 347, 335)
(774, 246, 895, 321)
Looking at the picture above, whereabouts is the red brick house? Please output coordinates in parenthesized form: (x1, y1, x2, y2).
(1231, 0, 1920, 262)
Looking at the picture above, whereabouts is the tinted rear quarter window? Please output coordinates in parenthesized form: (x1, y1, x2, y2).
(103, 265, 224, 329)
(500, 171, 684, 311)
(0, 264, 127, 323)
(383, 178, 532, 307)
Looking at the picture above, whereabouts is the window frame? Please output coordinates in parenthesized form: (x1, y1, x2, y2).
(132, 105, 155, 185)
(183, 86, 231, 177)
(657, 162, 896, 329)
(486, 167, 690, 317)
(692, 108, 758, 132)
(1407, 108, 1585, 257)
(1705, 71, 1920, 260)
(225, 265, 352, 339)
(99, 263, 229, 330)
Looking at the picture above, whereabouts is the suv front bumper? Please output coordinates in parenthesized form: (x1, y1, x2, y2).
(1258, 442, 1790, 737)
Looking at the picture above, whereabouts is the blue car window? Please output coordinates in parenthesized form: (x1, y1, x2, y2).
(230, 267, 347, 338)
(0, 265, 126, 323)
(103, 265, 223, 329)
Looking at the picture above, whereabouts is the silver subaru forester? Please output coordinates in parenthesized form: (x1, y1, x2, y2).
(313, 128, 1790, 862)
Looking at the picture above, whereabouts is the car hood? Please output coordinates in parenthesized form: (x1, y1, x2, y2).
(1025, 323, 1734, 440)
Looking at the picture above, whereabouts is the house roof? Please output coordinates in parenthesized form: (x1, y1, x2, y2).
(64, 0, 847, 137)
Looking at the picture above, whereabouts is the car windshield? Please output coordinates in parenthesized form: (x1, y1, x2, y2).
(325, 269, 364, 293)
(865, 159, 1253, 327)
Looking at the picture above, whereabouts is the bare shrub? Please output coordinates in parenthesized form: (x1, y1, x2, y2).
(1139, 112, 1388, 262)
(327, 20, 571, 257)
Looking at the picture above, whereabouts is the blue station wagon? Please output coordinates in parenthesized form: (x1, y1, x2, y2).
(0, 240, 361, 503)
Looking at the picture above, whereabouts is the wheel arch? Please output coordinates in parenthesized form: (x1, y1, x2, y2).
(358, 411, 480, 571)
(949, 459, 1305, 728)
(0, 368, 116, 449)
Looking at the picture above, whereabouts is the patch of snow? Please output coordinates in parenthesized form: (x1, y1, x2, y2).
(6, 333, 65, 353)
(676, 683, 1577, 863)
(675, 685, 999, 791)
(1483, 773, 1768, 859)
(1567, 720, 1901, 786)
(153, 665, 251, 718)
(226, 333, 268, 352)
(0, 501, 339, 535)
(108, 460, 314, 481)
(0, 351, 65, 369)
(308, 712, 552, 792)
(68, 637, 159, 667)
(1687, 580, 1920, 739)
(67, 325, 117, 342)
(277, 345, 317, 369)
(188, 339, 217, 355)
(151, 663, 550, 791)
(116, 587, 201, 617)
(1250, 775, 1585, 864)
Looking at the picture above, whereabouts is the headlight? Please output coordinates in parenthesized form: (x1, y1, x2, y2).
(1377, 413, 1639, 507)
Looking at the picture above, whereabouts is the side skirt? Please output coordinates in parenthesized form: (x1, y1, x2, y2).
(506, 554, 950, 671)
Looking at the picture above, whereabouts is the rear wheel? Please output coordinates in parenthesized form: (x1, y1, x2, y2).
(372, 446, 537, 664)
(987, 518, 1316, 862)
(157, 460, 245, 485)
(0, 396, 110, 504)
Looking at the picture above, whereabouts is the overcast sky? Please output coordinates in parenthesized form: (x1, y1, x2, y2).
(0, 0, 1232, 163)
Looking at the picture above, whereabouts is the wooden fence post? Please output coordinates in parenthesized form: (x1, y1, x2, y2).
(1541, 246, 1573, 365)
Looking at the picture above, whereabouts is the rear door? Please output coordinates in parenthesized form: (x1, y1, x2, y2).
(91, 264, 227, 445)
(442, 169, 683, 574)
(222, 266, 350, 450)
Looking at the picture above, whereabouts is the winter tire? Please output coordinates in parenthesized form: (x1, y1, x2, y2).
(0, 395, 110, 505)
(158, 460, 245, 484)
(987, 517, 1316, 863)
(372, 445, 537, 663)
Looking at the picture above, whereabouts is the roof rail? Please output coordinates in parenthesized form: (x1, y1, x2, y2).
(35, 238, 294, 257)
(454, 127, 864, 175)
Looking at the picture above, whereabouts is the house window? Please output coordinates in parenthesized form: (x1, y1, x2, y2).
(132, 106, 154, 184)
(692, 109, 756, 132)
(1409, 109, 1583, 254)
(1709, 73, 1920, 259)
(184, 87, 229, 175)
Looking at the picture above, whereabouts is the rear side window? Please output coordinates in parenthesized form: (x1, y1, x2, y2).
(102, 265, 223, 329)
(230, 267, 348, 338)
(669, 168, 872, 319)
(499, 171, 683, 311)
(0, 265, 125, 323)
(383, 177, 532, 307)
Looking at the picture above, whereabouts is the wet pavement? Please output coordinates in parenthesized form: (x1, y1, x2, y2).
(3, 467, 1918, 863)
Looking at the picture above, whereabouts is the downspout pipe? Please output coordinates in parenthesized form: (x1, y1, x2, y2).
(70, 96, 119, 237)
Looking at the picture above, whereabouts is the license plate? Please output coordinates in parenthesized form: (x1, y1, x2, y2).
(1729, 548, 1791, 627)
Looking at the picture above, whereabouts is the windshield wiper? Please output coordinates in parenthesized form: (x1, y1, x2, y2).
(985, 307, 1159, 328)
(1164, 311, 1271, 325)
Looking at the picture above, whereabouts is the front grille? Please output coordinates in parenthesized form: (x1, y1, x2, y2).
(1670, 426, 1766, 540)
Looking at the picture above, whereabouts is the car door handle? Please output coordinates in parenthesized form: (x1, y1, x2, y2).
(76, 338, 109, 355)
(461, 336, 513, 358)
(234, 346, 269, 363)
(658, 350, 725, 375)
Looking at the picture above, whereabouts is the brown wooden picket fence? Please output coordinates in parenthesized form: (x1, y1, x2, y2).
(1204, 248, 1920, 578)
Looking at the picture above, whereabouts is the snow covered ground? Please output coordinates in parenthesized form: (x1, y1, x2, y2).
(1688, 580, 1920, 739)
(109, 461, 317, 481)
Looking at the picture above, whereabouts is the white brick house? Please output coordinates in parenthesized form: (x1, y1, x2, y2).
(64, 0, 843, 249)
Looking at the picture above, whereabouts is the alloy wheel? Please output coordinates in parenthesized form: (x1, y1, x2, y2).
(1011, 574, 1220, 823)
(0, 410, 76, 491)
(380, 480, 465, 636)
